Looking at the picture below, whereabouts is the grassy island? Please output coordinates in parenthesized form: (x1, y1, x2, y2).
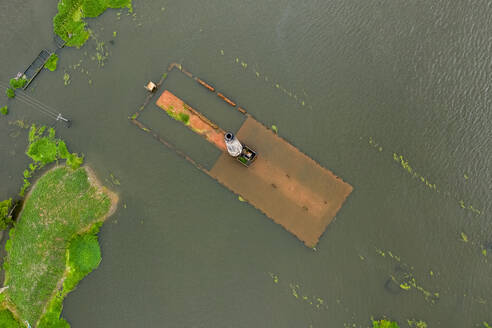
(1, 166, 118, 327)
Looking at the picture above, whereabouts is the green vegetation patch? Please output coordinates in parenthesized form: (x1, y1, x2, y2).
(5, 76, 28, 100)
(9, 77, 27, 90)
(45, 53, 59, 71)
(372, 319, 400, 328)
(27, 125, 83, 169)
(0, 198, 14, 230)
(6, 88, 15, 99)
(238, 156, 248, 164)
(164, 107, 191, 125)
(53, 0, 132, 47)
(3, 167, 112, 325)
(0, 106, 7, 115)
(0, 309, 22, 328)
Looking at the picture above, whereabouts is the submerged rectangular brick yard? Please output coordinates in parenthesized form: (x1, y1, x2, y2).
(155, 90, 352, 247)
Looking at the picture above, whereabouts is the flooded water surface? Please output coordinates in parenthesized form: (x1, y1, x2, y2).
(0, 0, 491, 327)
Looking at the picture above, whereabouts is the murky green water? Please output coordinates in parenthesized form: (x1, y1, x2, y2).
(1, 0, 491, 327)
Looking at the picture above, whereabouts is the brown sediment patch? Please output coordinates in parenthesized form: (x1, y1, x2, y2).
(209, 117, 353, 247)
(84, 166, 119, 219)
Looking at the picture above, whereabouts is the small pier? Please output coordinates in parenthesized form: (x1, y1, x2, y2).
(22, 49, 51, 89)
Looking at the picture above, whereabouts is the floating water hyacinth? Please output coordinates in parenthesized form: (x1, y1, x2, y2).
(375, 247, 439, 304)
(407, 319, 428, 328)
(268, 272, 279, 284)
(368, 136, 383, 152)
(219, 49, 311, 109)
(288, 283, 328, 310)
(392, 153, 438, 191)
(367, 137, 483, 215)
(459, 200, 482, 215)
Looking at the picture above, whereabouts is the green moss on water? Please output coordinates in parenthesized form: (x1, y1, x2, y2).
(27, 125, 83, 170)
(19, 125, 84, 196)
(9, 77, 27, 90)
(63, 72, 70, 85)
(45, 53, 59, 71)
(4, 167, 113, 325)
(1, 106, 7, 115)
(407, 319, 427, 328)
(0, 198, 13, 231)
(6, 88, 15, 98)
(53, 0, 132, 48)
(372, 319, 400, 328)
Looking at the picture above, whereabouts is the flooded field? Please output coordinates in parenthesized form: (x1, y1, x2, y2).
(0, 0, 490, 327)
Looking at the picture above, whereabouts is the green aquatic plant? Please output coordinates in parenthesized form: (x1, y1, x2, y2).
(53, 0, 132, 47)
(0, 309, 22, 328)
(27, 134, 59, 164)
(21, 125, 84, 195)
(483, 322, 491, 328)
(63, 72, 70, 85)
(376, 247, 439, 303)
(372, 319, 399, 328)
(0, 198, 14, 230)
(268, 272, 279, 283)
(459, 199, 482, 215)
(392, 152, 437, 191)
(44, 53, 59, 71)
(227, 52, 310, 108)
(9, 77, 27, 90)
(368, 136, 383, 151)
(1, 106, 8, 115)
(6, 88, 15, 98)
(238, 196, 246, 202)
(407, 319, 427, 328)
(271, 125, 278, 134)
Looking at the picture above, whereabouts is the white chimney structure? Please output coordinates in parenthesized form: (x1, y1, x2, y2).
(224, 132, 243, 157)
